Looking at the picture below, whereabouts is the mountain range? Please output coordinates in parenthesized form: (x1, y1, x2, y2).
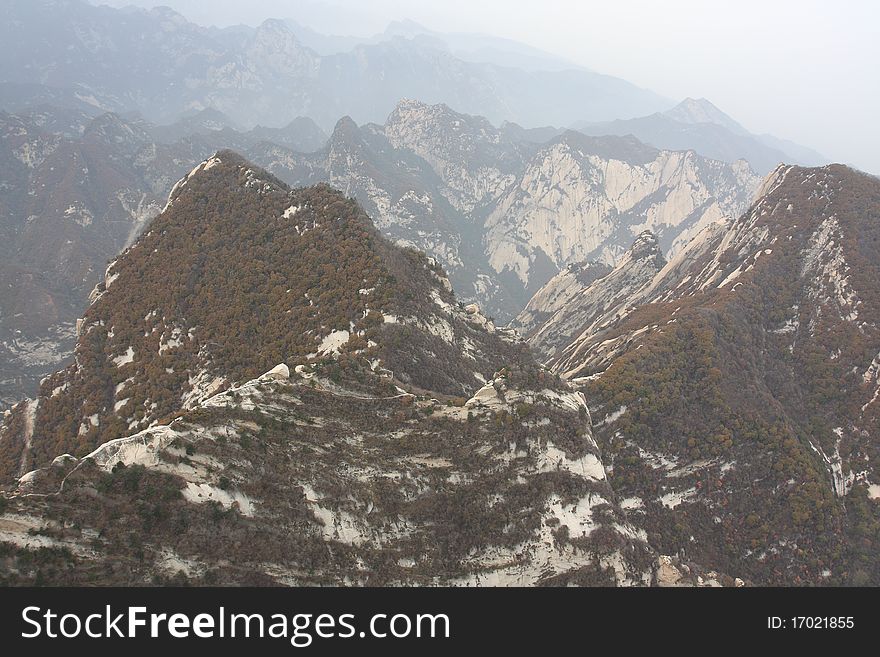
(255, 99, 762, 321)
(0, 0, 875, 589)
(1, 0, 668, 131)
(0, 99, 765, 408)
(4, 152, 878, 586)
(287, 18, 582, 72)
(576, 97, 827, 174)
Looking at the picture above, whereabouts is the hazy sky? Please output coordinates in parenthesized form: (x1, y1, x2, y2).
(97, 0, 879, 173)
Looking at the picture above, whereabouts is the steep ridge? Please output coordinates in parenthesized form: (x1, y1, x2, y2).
(0, 152, 699, 586)
(523, 164, 880, 585)
(514, 232, 666, 362)
(0, 106, 334, 408)
(511, 261, 613, 340)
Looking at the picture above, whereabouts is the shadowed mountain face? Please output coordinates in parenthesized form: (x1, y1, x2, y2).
(0, 152, 696, 587)
(0, 110, 163, 408)
(0, 0, 669, 131)
(520, 164, 880, 585)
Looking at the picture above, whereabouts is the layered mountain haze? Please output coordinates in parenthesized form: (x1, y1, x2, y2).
(289, 18, 583, 72)
(520, 164, 880, 584)
(0, 0, 669, 130)
(575, 98, 827, 175)
(0, 152, 723, 587)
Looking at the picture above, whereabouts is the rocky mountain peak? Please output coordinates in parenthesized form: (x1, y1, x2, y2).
(245, 18, 318, 79)
(255, 17, 297, 36)
(161, 151, 286, 213)
(148, 4, 190, 26)
(628, 230, 664, 263)
(328, 116, 362, 145)
(181, 107, 237, 131)
(388, 98, 474, 127)
(664, 97, 747, 135)
(388, 97, 432, 116)
(753, 162, 794, 201)
(385, 98, 501, 152)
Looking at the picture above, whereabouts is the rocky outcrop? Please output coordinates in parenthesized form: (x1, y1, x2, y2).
(515, 231, 667, 374)
(484, 133, 759, 290)
(1, 358, 660, 586)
